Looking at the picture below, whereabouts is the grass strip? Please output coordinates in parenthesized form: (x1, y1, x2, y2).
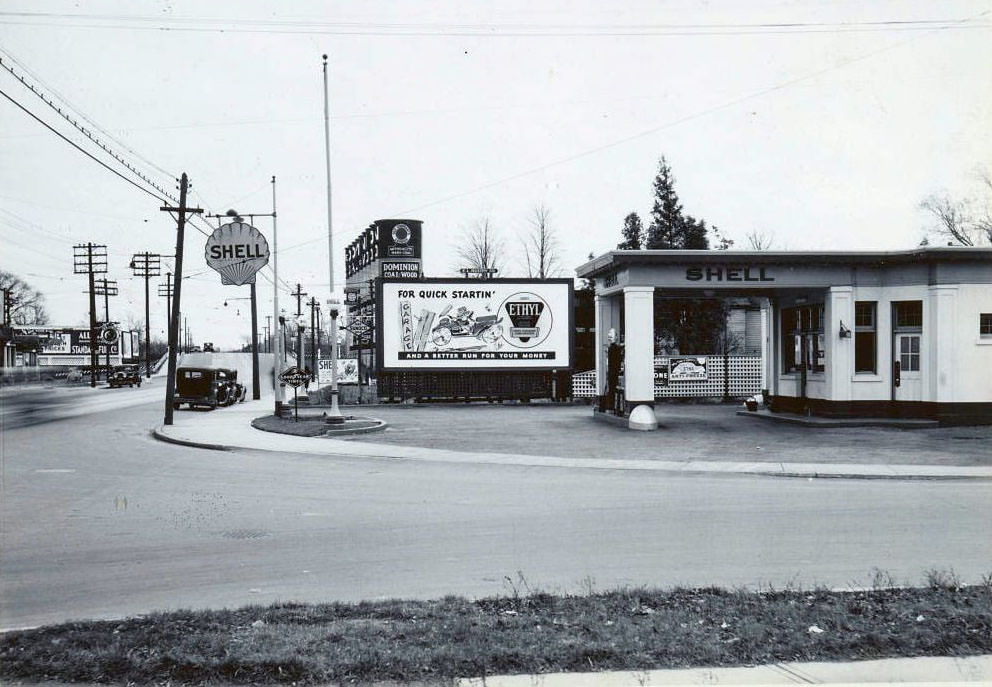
(3, 581, 991, 685)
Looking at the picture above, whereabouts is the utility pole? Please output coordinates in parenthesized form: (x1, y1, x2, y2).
(94, 277, 118, 375)
(158, 272, 173, 325)
(265, 315, 272, 354)
(308, 296, 319, 376)
(291, 283, 307, 369)
(73, 243, 108, 387)
(130, 252, 161, 378)
(161, 173, 203, 426)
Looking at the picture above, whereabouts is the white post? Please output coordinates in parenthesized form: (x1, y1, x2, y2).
(323, 54, 342, 421)
(271, 176, 285, 415)
(623, 286, 657, 430)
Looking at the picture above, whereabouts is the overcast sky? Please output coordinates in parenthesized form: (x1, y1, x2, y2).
(1, 0, 989, 348)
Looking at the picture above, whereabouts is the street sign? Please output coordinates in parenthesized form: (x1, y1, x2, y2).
(205, 222, 270, 286)
(278, 366, 312, 388)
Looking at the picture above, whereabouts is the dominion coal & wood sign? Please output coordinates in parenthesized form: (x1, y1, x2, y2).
(377, 279, 573, 371)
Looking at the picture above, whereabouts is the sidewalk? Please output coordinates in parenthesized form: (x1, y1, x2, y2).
(456, 653, 992, 685)
(154, 399, 992, 480)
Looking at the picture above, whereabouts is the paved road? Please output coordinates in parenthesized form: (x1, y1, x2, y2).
(2, 400, 991, 630)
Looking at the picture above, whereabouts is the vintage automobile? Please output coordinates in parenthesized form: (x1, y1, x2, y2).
(431, 306, 503, 347)
(108, 365, 142, 388)
(215, 368, 247, 406)
(173, 367, 224, 409)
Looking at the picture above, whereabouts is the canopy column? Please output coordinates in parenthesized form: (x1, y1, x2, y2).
(623, 286, 657, 430)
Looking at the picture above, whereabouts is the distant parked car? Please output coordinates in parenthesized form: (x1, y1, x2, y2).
(108, 366, 142, 388)
(215, 368, 246, 406)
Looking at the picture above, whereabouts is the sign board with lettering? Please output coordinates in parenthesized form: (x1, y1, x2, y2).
(204, 222, 270, 286)
(317, 357, 359, 385)
(377, 279, 573, 371)
(12, 325, 122, 367)
(669, 357, 708, 381)
(381, 260, 422, 279)
(279, 366, 312, 388)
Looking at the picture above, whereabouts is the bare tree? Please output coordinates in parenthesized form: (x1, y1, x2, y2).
(520, 204, 561, 278)
(745, 229, 775, 250)
(0, 270, 49, 325)
(920, 170, 992, 246)
(454, 217, 505, 277)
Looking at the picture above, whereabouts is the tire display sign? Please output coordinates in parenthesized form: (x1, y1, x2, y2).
(377, 279, 573, 370)
(279, 366, 312, 388)
(669, 357, 708, 381)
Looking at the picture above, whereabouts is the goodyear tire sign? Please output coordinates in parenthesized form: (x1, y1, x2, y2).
(377, 279, 573, 371)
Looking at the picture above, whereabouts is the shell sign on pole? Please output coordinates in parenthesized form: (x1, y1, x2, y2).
(204, 222, 270, 285)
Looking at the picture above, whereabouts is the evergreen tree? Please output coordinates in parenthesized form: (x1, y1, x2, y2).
(645, 156, 683, 249)
(682, 215, 710, 250)
(618, 212, 643, 250)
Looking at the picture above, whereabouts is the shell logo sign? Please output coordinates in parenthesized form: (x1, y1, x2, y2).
(204, 222, 270, 285)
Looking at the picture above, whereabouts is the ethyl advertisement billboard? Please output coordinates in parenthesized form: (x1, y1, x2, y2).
(377, 279, 573, 371)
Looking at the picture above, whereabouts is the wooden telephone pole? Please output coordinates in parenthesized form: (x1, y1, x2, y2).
(73, 243, 108, 387)
(161, 173, 202, 426)
(131, 252, 161, 378)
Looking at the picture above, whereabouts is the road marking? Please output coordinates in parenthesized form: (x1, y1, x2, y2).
(33, 468, 76, 473)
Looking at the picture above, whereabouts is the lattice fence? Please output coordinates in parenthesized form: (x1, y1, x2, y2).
(571, 356, 762, 399)
(572, 370, 597, 398)
(655, 355, 761, 398)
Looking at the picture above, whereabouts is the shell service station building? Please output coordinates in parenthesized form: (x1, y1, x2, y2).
(576, 247, 992, 428)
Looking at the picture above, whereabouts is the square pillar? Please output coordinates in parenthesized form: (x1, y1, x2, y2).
(826, 286, 854, 401)
(929, 285, 957, 402)
(623, 286, 657, 430)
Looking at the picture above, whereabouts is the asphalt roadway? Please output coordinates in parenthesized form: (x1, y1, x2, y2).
(2, 386, 992, 631)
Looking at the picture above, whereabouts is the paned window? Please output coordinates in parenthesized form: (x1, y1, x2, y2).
(893, 301, 922, 330)
(854, 301, 876, 373)
(781, 304, 825, 374)
(900, 336, 920, 372)
(981, 313, 992, 337)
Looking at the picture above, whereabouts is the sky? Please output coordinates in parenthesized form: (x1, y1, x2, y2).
(1, 0, 990, 349)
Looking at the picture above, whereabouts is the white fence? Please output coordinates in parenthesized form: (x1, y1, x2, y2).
(572, 355, 762, 399)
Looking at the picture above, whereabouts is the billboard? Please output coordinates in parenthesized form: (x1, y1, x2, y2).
(13, 325, 122, 367)
(377, 279, 573, 371)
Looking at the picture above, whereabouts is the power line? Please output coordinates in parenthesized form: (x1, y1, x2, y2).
(0, 54, 179, 204)
(0, 12, 988, 36)
(0, 85, 169, 204)
(0, 47, 176, 181)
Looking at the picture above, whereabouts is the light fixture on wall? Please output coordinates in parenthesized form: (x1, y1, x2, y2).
(839, 321, 851, 338)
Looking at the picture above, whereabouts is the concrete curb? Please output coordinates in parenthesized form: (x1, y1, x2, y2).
(250, 416, 388, 437)
(152, 425, 231, 452)
(150, 424, 992, 481)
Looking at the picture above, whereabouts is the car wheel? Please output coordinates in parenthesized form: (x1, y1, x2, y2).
(432, 326, 452, 347)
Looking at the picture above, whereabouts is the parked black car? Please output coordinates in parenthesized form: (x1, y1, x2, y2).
(173, 367, 223, 409)
(108, 365, 142, 388)
(173, 367, 247, 410)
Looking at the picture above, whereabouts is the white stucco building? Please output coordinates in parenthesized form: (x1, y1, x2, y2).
(577, 248, 992, 427)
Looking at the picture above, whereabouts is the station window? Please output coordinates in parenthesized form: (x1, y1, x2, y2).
(899, 335, 920, 372)
(981, 313, 992, 337)
(893, 301, 923, 330)
(854, 301, 876, 373)
(781, 304, 824, 374)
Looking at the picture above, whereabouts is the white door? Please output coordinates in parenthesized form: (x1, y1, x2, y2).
(894, 334, 922, 401)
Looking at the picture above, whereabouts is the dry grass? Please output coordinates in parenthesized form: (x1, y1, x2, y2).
(3, 574, 991, 685)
